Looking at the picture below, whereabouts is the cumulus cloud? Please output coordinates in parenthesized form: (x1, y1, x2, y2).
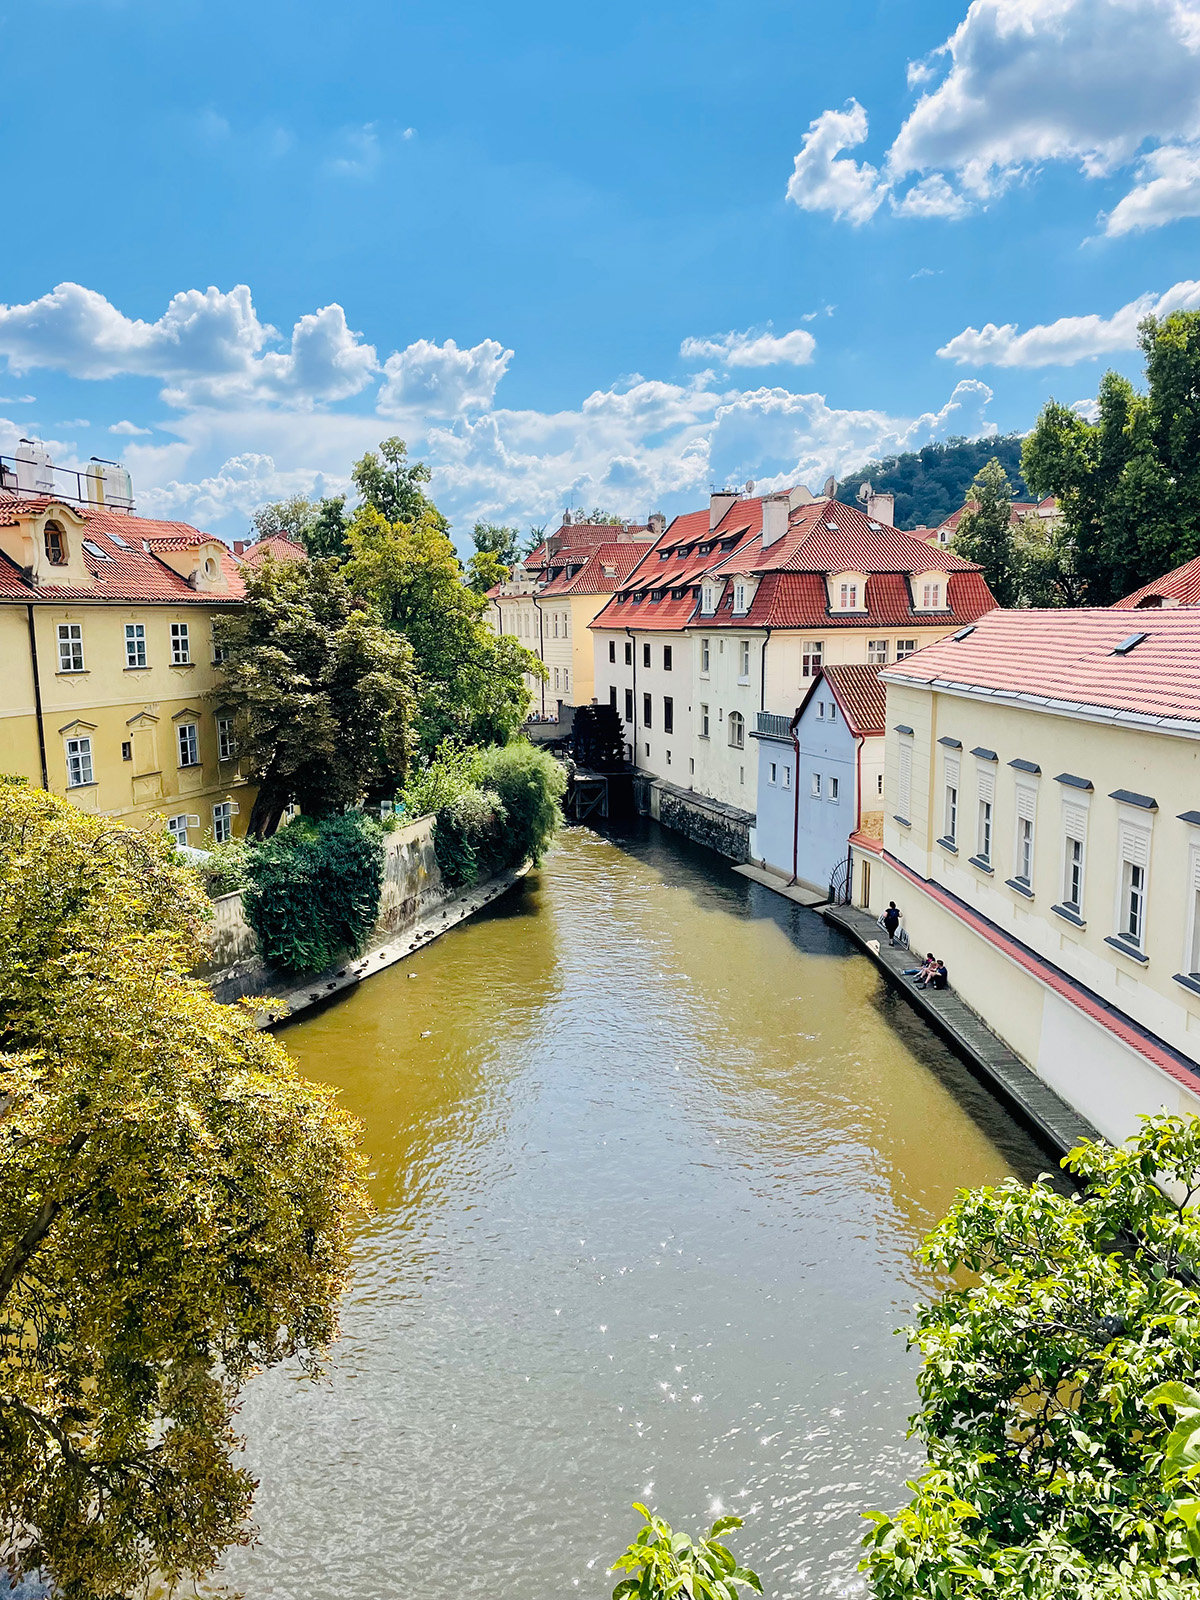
(938, 277, 1200, 366)
(109, 419, 152, 436)
(679, 326, 817, 367)
(0, 283, 378, 408)
(377, 337, 514, 417)
(788, 0, 1200, 231)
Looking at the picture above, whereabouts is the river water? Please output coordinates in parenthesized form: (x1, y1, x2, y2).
(212, 822, 1051, 1600)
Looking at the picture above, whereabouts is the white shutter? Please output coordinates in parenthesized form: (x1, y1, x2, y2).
(944, 755, 960, 788)
(1192, 847, 1200, 893)
(1119, 823, 1150, 868)
(1016, 787, 1037, 822)
(898, 741, 912, 816)
(1063, 803, 1087, 841)
(977, 769, 995, 805)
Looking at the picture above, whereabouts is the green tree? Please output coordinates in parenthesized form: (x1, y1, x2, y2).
(351, 436, 443, 528)
(0, 783, 367, 1598)
(610, 1505, 762, 1600)
(838, 436, 1031, 531)
(212, 554, 416, 836)
(950, 458, 1018, 606)
(862, 1115, 1200, 1600)
(343, 503, 543, 753)
(472, 521, 521, 567)
(466, 548, 511, 595)
(1010, 509, 1085, 608)
(250, 493, 350, 560)
(1023, 313, 1200, 603)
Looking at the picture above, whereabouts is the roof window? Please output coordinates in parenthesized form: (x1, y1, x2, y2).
(82, 539, 113, 561)
(1112, 631, 1148, 655)
(107, 530, 130, 548)
(825, 521, 839, 531)
(659, 549, 670, 559)
(952, 625, 976, 641)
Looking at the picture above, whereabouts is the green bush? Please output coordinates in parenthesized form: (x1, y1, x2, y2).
(477, 740, 565, 867)
(243, 812, 385, 976)
(196, 833, 255, 898)
(398, 740, 483, 820)
(432, 787, 506, 888)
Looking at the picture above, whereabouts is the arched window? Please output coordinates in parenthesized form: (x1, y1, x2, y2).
(44, 523, 66, 564)
(728, 710, 745, 749)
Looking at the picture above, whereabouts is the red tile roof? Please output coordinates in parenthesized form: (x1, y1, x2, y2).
(538, 542, 649, 596)
(820, 663, 887, 736)
(524, 522, 651, 571)
(1115, 553, 1200, 610)
(0, 495, 245, 605)
(884, 606, 1200, 727)
(238, 533, 307, 568)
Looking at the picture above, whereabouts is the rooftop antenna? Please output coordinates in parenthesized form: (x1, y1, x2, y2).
(744, 479, 755, 494)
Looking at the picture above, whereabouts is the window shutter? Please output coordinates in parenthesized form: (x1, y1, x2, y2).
(1016, 787, 1036, 822)
(1192, 848, 1200, 893)
(1063, 803, 1087, 841)
(977, 769, 995, 805)
(898, 741, 912, 815)
(1119, 822, 1150, 868)
(944, 756, 960, 788)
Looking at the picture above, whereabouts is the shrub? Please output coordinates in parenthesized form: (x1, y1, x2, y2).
(244, 812, 385, 975)
(476, 740, 565, 867)
(196, 832, 255, 897)
(433, 787, 506, 888)
(398, 740, 483, 820)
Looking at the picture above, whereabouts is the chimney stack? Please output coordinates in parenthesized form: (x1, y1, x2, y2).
(709, 489, 738, 530)
(761, 495, 790, 549)
(233, 540, 248, 556)
(866, 491, 895, 527)
(648, 511, 666, 537)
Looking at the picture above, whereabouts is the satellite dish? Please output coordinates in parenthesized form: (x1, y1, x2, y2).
(856, 480, 873, 504)
(822, 474, 837, 498)
(745, 479, 755, 494)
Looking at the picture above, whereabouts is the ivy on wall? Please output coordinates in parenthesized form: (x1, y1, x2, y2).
(243, 813, 386, 976)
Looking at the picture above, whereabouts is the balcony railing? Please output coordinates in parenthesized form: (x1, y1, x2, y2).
(756, 711, 793, 739)
(0, 456, 135, 513)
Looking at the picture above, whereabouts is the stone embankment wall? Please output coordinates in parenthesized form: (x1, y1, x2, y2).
(198, 815, 444, 1003)
(637, 777, 753, 864)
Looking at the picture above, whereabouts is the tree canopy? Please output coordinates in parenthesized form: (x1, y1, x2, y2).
(471, 521, 522, 568)
(951, 458, 1020, 607)
(466, 548, 511, 596)
(1023, 311, 1200, 602)
(350, 436, 443, 529)
(0, 783, 366, 1598)
(838, 436, 1031, 531)
(250, 493, 350, 560)
(863, 1115, 1200, 1600)
(212, 554, 416, 836)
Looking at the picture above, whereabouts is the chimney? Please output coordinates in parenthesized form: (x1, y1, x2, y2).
(761, 495, 790, 549)
(233, 540, 248, 556)
(710, 489, 738, 530)
(788, 484, 816, 509)
(866, 492, 894, 527)
(648, 511, 666, 537)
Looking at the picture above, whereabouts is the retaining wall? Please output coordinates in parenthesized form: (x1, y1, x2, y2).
(639, 778, 754, 864)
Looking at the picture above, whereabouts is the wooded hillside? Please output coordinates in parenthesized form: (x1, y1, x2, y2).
(837, 436, 1030, 531)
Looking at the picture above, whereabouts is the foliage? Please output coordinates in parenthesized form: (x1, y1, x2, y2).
(861, 1114, 1200, 1600)
(0, 782, 367, 1599)
(243, 812, 386, 975)
(476, 740, 564, 866)
(195, 829, 255, 897)
(567, 506, 625, 526)
(951, 458, 1020, 607)
(398, 740, 484, 820)
(1010, 509, 1085, 608)
(411, 739, 563, 886)
(523, 523, 547, 556)
(250, 493, 349, 560)
(472, 521, 522, 567)
(212, 554, 416, 836)
(343, 501, 543, 754)
(1023, 312, 1200, 602)
(432, 787, 506, 888)
(610, 1505, 762, 1600)
(838, 436, 1031, 531)
(351, 435, 444, 529)
(466, 548, 511, 595)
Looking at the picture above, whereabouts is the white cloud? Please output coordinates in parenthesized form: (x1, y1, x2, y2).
(785, 101, 888, 224)
(789, 0, 1200, 231)
(0, 283, 378, 408)
(109, 419, 153, 435)
(938, 277, 1200, 366)
(377, 337, 514, 417)
(679, 327, 817, 367)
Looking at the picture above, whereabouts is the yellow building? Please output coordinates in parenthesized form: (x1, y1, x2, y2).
(851, 607, 1200, 1144)
(0, 492, 254, 845)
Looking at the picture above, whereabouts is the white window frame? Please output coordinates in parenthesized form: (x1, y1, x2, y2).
(1186, 842, 1200, 978)
(829, 775, 840, 803)
(811, 772, 822, 798)
(734, 581, 746, 613)
(65, 735, 93, 787)
(838, 581, 858, 609)
(782, 764, 791, 789)
(943, 755, 960, 845)
(1013, 785, 1037, 886)
(700, 637, 711, 674)
(1114, 818, 1152, 952)
(700, 703, 710, 739)
(1060, 800, 1089, 913)
(728, 710, 745, 749)
(212, 801, 235, 845)
(867, 638, 888, 665)
(217, 716, 236, 762)
(124, 622, 147, 668)
(896, 639, 917, 660)
(166, 814, 190, 847)
(802, 640, 824, 679)
(976, 767, 995, 862)
(170, 621, 191, 665)
(57, 622, 84, 673)
(769, 762, 778, 786)
(739, 638, 750, 679)
(921, 582, 942, 609)
(177, 722, 200, 768)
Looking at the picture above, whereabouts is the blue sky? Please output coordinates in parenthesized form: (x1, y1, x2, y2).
(4, 0, 1200, 543)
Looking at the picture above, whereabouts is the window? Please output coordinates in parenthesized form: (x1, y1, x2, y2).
(177, 722, 199, 768)
(739, 639, 750, 678)
(121, 740, 132, 762)
(663, 645, 673, 671)
(867, 639, 888, 665)
(876, 772, 883, 796)
(812, 772, 822, 798)
(643, 692, 652, 728)
(554, 667, 561, 691)
(701, 585, 717, 614)
(562, 612, 570, 637)
(897, 738, 913, 819)
(828, 702, 837, 723)
(943, 757, 960, 844)
(171, 622, 191, 664)
(65, 736, 93, 787)
(977, 770, 995, 862)
(1062, 804, 1087, 911)
(921, 582, 942, 609)
(124, 623, 147, 668)
(896, 639, 917, 660)
(734, 581, 746, 612)
(663, 696, 674, 734)
(782, 765, 791, 789)
(212, 802, 234, 845)
(609, 685, 618, 709)
(838, 581, 858, 608)
(563, 667, 570, 693)
(166, 815, 190, 847)
(217, 716, 236, 761)
(700, 703, 710, 738)
(643, 642, 651, 668)
(608, 640, 616, 663)
(769, 762, 778, 784)
(802, 640, 823, 679)
(1116, 823, 1151, 948)
(700, 638, 711, 674)
(57, 623, 84, 672)
(625, 687, 634, 723)
(816, 701, 825, 720)
(624, 641, 632, 666)
(212, 626, 229, 665)
(728, 710, 744, 749)
(830, 776, 840, 802)
(1013, 787, 1037, 884)
(45, 524, 67, 564)
(552, 613, 559, 639)
(1187, 847, 1200, 977)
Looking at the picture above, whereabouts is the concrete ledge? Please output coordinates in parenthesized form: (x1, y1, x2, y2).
(822, 902, 1100, 1159)
(733, 863, 826, 907)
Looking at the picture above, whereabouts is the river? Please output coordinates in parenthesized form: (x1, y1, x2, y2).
(211, 822, 1051, 1600)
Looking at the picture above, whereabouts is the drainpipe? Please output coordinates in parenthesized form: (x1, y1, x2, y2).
(26, 603, 49, 790)
(789, 711, 802, 886)
(531, 594, 546, 717)
(759, 627, 772, 710)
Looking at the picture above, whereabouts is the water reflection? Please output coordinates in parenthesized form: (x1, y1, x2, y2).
(211, 822, 1051, 1600)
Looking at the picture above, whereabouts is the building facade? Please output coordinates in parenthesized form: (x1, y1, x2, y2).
(0, 493, 254, 845)
(850, 607, 1200, 1143)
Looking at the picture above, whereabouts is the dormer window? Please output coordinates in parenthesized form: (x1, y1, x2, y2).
(44, 523, 66, 565)
(701, 584, 717, 614)
(734, 581, 747, 612)
(922, 581, 941, 608)
(914, 572, 949, 610)
(839, 581, 858, 608)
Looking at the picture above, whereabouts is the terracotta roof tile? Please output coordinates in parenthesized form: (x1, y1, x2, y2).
(1115, 552, 1200, 610)
(821, 663, 887, 735)
(238, 533, 307, 567)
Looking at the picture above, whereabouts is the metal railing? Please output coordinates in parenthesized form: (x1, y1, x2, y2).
(755, 711, 793, 739)
(0, 456, 135, 513)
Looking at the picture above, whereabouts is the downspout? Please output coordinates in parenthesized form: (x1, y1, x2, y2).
(26, 604, 49, 790)
(789, 716, 801, 886)
(759, 627, 772, 710)
(532, 594, 546, 717)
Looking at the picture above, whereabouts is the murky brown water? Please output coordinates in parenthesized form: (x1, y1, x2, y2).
(212, 822, 1051, 1600)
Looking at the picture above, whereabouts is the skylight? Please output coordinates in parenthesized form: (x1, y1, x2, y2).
(1112, 631, 1148, 656)
(825, 521, 839, 531)
(82, 539, 113, 561)
(952, 625, 976, 641)
(107, 530, 130, 548)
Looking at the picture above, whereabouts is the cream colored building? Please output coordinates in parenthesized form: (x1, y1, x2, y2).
(0, 492, 254, 845)
(851, 607, 1200, 1144)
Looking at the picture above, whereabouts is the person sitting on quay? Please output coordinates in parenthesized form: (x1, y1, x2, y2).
(903, 952, 937, 984)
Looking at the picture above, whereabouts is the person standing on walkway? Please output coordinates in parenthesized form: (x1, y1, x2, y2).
(882, 901, 901, 945)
